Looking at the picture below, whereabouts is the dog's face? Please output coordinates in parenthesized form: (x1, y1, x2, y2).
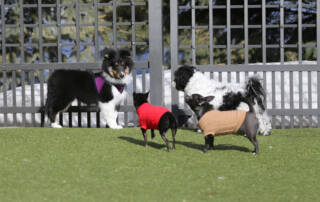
(172, 65, 196, 91)
(133, 91, 149, 109)
(102, 49, 133, 83)
(185, 94, 214, 119)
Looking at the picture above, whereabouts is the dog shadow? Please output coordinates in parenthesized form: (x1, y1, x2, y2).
(118, 136, 250, 153)
(118, 136, 166, 149)
(213, 144, 251, 152)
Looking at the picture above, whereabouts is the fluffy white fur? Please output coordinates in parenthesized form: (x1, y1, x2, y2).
(182, 72, 272, 135)
(100, 74, 132, 129)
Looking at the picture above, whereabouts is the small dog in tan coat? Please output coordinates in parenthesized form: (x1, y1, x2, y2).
(185, 94, 259, 154)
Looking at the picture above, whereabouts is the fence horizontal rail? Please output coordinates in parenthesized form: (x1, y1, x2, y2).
(0, 106, 135, 113)
(0, 62, 148, 70)
(268, 109, 320, 116)
(195, 65, 320, 72)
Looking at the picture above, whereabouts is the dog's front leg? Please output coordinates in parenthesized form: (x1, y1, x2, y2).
(141, 128, 148, 146)
(203, 135, 212, 153)
(99, 101, 122, 129)
(151, 129, 155, 139)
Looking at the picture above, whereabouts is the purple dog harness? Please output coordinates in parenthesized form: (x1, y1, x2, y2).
(94, 76, 125, 94)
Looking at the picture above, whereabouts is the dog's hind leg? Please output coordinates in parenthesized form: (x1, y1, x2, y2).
(160, 132, 170, 152)
(151, 129, 155, 139)
(208, 135, 214, 150)
(246, 133, 259, 155)
(203, 135, 213, 153)
(141, 128, 148, 147)
(171, 128, 177, 150)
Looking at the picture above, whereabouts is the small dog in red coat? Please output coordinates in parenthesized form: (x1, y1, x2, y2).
(133, 92, 178, 152)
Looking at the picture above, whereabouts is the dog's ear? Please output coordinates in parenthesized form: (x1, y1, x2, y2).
(144, 91, 150, 98)
(119, 49, 131, 59)
(203, 96, 215, 103)
(101, 48, 116, 60)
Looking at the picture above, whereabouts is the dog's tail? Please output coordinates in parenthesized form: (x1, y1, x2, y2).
(245, 75, 266, 111)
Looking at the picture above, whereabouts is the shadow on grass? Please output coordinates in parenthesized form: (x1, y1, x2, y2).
(118, 136, 166, 149)
(213, 144, 251, 152)
(118, 136, 251, 152)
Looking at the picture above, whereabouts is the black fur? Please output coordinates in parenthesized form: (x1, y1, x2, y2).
(173, 65, 196, 91)
(43, 48, 133, 125)
(218, 92, 244, 111)
(133, 92, 178, 152)
(245, 76, 266, 111)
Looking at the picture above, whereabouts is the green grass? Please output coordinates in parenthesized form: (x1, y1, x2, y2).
(0, 128, 319, 202)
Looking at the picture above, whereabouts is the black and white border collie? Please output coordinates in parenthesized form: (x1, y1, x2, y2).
(44, 48, 133, 129)
(173, 65, 272, 136)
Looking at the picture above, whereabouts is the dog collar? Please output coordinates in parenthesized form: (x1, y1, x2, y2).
(113, 84, 125, 94)
(95, 76, 126, 94)
(95, 76, 105, 94)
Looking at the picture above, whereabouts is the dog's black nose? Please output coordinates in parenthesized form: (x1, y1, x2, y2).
(120, 72, 125, 78)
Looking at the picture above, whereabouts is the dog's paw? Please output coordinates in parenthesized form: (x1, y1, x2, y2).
(51, 123, 62, 128)
(110, 125, 123, 129)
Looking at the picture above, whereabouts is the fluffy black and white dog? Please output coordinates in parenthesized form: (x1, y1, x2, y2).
(43, 48, 133, 129)
(173, 65, 272, 136)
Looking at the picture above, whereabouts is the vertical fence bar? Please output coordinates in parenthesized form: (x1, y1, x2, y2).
(227, 0, 231, 65)
(191, 0, 196, 66)
(298, 0, 303, 128)
(262, 1, 266, 63)
(76, 0, 82, 127)
(308, 71, 312, 126)
(170, 0, 179, 114)
(113, 0, 117, 48)
(22, 71, 26, 125)
(30, 70, 35, 125)
(280, 0, 285, 128)
(57, 0, 62, 63)
(280, 0, 284, 127)
(1, 1, 7, 125)
(142, 68, 146, 92)
(278, 0, 284, 128)
(12, 70, 17, 125)
(94, 0, 99, 62)
(148, 0, 163, 106)
(290, 71, 294, 128)
(18, 0, 24, 125)
(299, 71, 303, 127)
(131, 0, 138, 126)
(209, 0, 213, 66)
(281, 71, 285, 128)
(317, 0, 320, 127)
(272, 71, 275, 127)
(244, 0, 248, 65)
(225, 0, 231, 84)
(262, 0, 267, 108)
(2, 71, 8, 125)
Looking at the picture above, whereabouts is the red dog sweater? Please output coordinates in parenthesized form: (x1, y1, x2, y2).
(136, 103, 171, 130)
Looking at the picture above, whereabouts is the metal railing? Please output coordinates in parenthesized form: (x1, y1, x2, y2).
(170, 0, 320, 128)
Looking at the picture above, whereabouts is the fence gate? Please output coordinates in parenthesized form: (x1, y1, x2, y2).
(170, 0, 320, 128)
(0, 0, 164, 127)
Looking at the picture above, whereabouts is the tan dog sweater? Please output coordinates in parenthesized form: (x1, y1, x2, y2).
(198, 110, 246, 136)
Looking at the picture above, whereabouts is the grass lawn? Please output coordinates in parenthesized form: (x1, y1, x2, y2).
(0, 127, 319, 202)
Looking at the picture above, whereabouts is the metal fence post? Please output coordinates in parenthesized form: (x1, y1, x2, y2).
(148, 0, 164, 106)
